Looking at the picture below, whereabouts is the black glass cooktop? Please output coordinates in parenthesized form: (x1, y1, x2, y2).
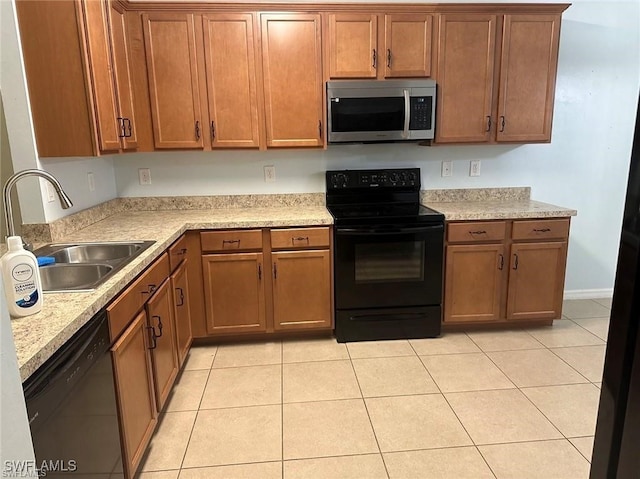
(327, 203, 444, 226)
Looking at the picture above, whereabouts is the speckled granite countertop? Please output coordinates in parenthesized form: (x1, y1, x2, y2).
(421, 187, 577, 221)
(11, 206, 332, 381)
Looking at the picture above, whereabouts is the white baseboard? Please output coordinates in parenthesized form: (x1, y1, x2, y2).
(563, 289, 614, 300)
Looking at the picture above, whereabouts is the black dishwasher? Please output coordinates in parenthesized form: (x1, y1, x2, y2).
(23, 310, 123, 477)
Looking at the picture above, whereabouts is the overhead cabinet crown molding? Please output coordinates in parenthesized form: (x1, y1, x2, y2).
(15, 1, 570, 157)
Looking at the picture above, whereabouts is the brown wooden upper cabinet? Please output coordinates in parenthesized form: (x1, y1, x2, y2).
(202, 14, 261, 148)
(435, 12, 561, 144)
(142, 12, 204, 149)
(15, 0, 137, 157)
(327, 13, 433, 79)
(261, 13, 324, 147)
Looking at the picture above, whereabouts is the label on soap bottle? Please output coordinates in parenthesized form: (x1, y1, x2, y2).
(12, 263, 39, 308)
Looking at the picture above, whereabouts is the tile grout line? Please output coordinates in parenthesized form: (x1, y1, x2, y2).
(345, 343, 391, 479)
(546, 346, 599, 384)
(178, 347, 219, 475)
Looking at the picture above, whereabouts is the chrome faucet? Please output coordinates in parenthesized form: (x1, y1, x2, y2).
(3, 169, 73, 242)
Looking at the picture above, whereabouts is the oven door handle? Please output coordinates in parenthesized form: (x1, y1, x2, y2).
(402, 89, 410, 139)
(337, 224, 443, 235)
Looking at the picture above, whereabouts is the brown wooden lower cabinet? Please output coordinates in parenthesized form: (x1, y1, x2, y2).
(111, 311, 157, 479)
(272, 250, 332, 330)
(146, 278, 180, 411)
(444, 218, 569, 325)
(506, 241, 567, 320)
(172, 259, 193, 367)
(444, 243, 505, 322)
(202, 252, 267, 334)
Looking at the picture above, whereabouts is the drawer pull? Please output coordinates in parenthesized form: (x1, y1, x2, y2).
(175, 287, 184, 307)
(141, 284, 157, 296)
(292, 236, 310, 244)
(151, 315, 163, 338)
(174, 248, 187, 256)
(532, 228, 552, 233)
(513, 253, 519, 270)
(498, 254, 504, 270)
(273, 263, 277, 279)
(146, 326, 157, 350)
(469, 230, 487, 235)
(258, 263, 262, 280)
(223, 239, 240, 246)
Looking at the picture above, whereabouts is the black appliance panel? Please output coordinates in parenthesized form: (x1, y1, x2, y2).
(336, 305, 441, 342)
(23, 311, 122, 477)
(334, 223, 444, 310)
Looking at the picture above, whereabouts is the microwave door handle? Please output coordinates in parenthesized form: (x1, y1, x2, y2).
(402, 89, 410, 139)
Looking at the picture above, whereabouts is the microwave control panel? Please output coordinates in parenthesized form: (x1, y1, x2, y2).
(409, 97, 433, 130)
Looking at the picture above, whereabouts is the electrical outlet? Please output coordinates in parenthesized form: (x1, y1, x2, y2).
(87, 172, 95, 192)
(138, 168, 152, 185)
(441, 160, 452, 177)
(470, 160, 481, 177)
(45, 182, 56, 203)
(264, 165, 276, 183)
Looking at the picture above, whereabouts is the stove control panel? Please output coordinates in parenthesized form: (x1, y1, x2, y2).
(327, 168, 420, 189)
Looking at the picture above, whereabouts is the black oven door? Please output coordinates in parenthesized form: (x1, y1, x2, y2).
(334, 223, 444, 310)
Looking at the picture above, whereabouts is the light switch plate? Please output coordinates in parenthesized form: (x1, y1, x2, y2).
(87, 172, 95, 192)
(264, 165, 276, 183)
(470, 160, 481, 177)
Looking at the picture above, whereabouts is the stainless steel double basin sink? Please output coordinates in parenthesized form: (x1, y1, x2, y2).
(34, 241, 155, 292)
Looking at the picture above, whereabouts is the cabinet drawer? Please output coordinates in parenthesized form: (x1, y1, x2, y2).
(168, 235, 187, 271)
(271, 227, 330, 249)
(447, 221, 506, 243)
(512, 218, 570, 241)
(200, 229, 263, 252)
(107, 253, 170, 341)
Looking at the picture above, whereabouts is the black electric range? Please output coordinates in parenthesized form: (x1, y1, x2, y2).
(326, 168, 445, 342)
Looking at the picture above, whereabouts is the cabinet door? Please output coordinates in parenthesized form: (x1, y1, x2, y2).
(496, 14, 561, 142)
(202, 253, 266, 334)
(142, 13, 203, 149)
(444, 244, 505, 322)
(328, 13, 378, 78)
(111, 311, 157, 479)
(384, 14, 433, 78)
(146, 279, 179, 411)
(79, 0, 121, 152)
(171, 260, 192, 368)
(507, 241, 567, 321)
(435, 14, 497, 143)
(261, 14, 324, 147)
(109, 1, 138, 149)
(203, 14, 260, 148)
(272, 250, 332, 330)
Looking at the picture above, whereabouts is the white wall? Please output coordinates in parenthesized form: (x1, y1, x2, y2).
(114, 0, 640, 294)
(4, 0, 640, 294)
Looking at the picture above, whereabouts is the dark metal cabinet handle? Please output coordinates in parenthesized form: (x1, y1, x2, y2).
(533, 228, 551, 233)
(151, 315, 163, 338)
(211, 121, 215, 140)
(223, 239, 240, 246)
(513, 253, 519, 270)
(175, 287, 184, 307)
(500, 116, 505, 132)
(469, 230, 487, 235)
(486, 116, 492, 132)
(498, 254, 504, 270)
(125, 118, 132, 138)
(195, 120, 201, 139)
(146, 325, 157, 349)
(258, 263, 262, 280)
(372, 49, 377, 68)
(273, 263, 277, 279)
(387, 49, 391, 68)
(117, 117, 126, 138)
(141, 284, 157, 296)
(292, 236, 309, 244)
(318, 121, 322, 139)
(174, 248, 187, 257)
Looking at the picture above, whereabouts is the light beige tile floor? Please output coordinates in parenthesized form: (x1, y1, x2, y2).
(136, 298, 610, 478)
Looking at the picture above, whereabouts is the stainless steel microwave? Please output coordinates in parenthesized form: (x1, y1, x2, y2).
(327, 79, 436, 143)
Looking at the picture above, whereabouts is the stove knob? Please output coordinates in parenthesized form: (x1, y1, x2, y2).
(407, 171, 418, 184)
(331, 173, 348, 188)
(389, 172, 399, 184)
